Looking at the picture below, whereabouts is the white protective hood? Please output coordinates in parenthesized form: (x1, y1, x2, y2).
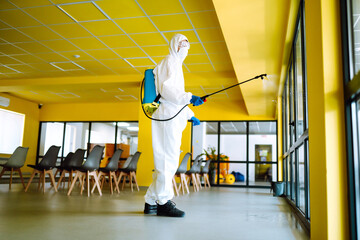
(153, 33, 194, 120)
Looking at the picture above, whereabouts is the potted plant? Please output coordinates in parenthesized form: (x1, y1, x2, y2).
(203, 147, 229, 184)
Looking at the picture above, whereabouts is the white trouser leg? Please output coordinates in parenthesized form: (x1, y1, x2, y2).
(145, 118, 185, 205)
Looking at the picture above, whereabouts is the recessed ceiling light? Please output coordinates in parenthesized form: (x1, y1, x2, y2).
(73, 55, 80, 58)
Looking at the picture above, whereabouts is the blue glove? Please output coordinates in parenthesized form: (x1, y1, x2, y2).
(191, 116, 200, 126)
(190, 95, 204, 106)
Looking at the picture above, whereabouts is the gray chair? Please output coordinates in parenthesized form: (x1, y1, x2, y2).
(25, 145, 61, 193)
(0, 147, 29, 189)
(185, 155, 202, 192)
(173, 153, 191, 195)
(67, 145, 104, 197)
(92, 148, 123, 194)
(200, 159, 212, 188)
(56, 149, 86, 189)
(116, 151, 141, 192)
(54, 152, 74, 178)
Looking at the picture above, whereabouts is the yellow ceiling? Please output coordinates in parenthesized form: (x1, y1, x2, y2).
(212, 0, 295, 116)
(0, 0, 297, 117)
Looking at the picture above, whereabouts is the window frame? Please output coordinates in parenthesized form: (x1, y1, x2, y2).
(190, 120, 278, 189)
(340, 0, 360, 238)
(281, 0, 310, 230)
(37, 121, 139, 165)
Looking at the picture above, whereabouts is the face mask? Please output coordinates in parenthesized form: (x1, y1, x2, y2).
(179, 40, 190, 49)
(178, 47, 188, 61)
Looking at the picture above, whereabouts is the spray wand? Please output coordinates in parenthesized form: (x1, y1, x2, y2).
(141, 73, 267, 122)
(199, 74, 267, 102)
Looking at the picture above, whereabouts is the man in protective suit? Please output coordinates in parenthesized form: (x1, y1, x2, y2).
(144, 34, 204, 217)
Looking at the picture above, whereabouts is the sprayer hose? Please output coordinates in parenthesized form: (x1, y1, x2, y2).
(140, 78, 189, 122)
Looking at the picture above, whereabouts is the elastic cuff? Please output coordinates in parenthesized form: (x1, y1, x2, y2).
(157, 199, 169, 205)
(145, 199, 157, 205)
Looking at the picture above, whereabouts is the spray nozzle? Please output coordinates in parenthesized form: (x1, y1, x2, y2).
(257, 74, 267, 80)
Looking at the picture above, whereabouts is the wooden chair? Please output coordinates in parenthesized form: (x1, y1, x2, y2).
(185, 155, 202, 192)
(200, 159, 212, 188)
(54, 152, 73, 179)
(56, 149, 85, 189)
(116, 151, 141, 192)
(25, 146, 61, 193)
(0, 147, 28, 189)
(173, 153, 191, 195)
(92, 149, 122, 194)
(67, 145, 104, 197)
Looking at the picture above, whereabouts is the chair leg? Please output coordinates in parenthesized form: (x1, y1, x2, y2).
(172, 176, 179, 196)
(87, 171, 90, 197)
(92, 172, 103, 193)
(48, 170, 57, 192)
(196, 174, 202, 190)
(80, 174, 85, 195)
(111, 172, 120, 193)
(67, 171, 80, 196)
(117, 172, 125, 190)
(179, 174, 185, 195)
(18, 169, 25, 188)
(25, 170, 36, 192)
(92, 171, 102, 196)
(131, 171, 139, 191)
(109, 172, 113, 194)
(101, 175, 105, 190)
(69, 170, 73, 188)
(192, 174, 199, 192)
(129, 173, 133, 192)
(42, 170, 46, 193)
(9, 168, 13, 190)
(57, 171, 65, 190)
(54, 169, 60, 179)
(205, 174, 211, 188)
(37, 173, 42, 191)
(182, 174, 189, 194)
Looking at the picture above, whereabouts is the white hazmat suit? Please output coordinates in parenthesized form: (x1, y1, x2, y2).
(144, 34, 194, 205)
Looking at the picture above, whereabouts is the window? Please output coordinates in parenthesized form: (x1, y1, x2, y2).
(341, 0, 360, 238)
(281, 0, 309, 223)
(192, 121, 277, 188)
(0, 108, 25, 154)
(38, 121, 139, 166)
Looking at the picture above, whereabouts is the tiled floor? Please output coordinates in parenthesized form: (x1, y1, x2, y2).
(0, 182, 308, 240)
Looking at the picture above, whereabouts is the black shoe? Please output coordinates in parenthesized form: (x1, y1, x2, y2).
(157, 200, 185, 217)
(144, 203, 157, 214)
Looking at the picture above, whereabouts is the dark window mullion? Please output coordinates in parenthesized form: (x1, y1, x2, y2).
(60, 122, 66, 165)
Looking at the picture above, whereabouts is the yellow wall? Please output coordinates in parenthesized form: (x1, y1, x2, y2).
(40, 101, 139, 121)
(194, 100, 275, 121)
(0, 93, 40, 173)
(305, 0, 348, 239)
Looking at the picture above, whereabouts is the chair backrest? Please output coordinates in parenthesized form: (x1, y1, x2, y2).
(104, 148, 123, 171)
(68, 149, 86, 168)
(188, 154, 202, 173)
(121, 155, 133, 169)
(126, 151, 141, 171)
(201, 160, 212, 173)
(176, 153, 191, 173)
(81, 145, 104, 171)
(5, 147, 29, 168)
(39, 146, 61, 169)
(61, 152, 74, 167)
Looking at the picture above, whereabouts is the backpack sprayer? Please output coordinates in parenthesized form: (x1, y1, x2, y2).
(140, 69, 267, 122)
